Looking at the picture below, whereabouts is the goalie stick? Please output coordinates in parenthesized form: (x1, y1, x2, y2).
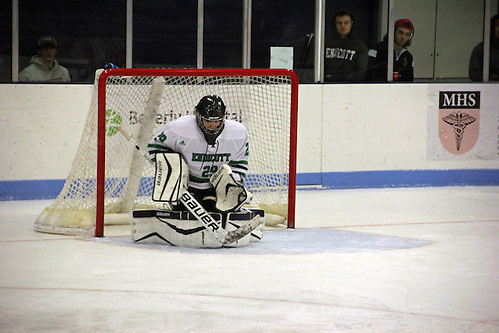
(117, 126, 260, 245)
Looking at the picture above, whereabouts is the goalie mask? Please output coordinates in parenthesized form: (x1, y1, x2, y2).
(195, 95, 226, 145)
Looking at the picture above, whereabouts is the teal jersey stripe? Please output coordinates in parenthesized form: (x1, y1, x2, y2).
(232, 165, 248, 171)
(228, 160, 248, 165)
(147, 143, 168, 150)
(189, 175, 210, 183)
(233, 170, 247, 179)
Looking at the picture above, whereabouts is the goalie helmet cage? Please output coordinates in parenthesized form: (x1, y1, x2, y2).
(34, 68, 298, 237)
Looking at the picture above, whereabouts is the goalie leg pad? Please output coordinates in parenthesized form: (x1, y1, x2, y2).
(224, 209, 265, 247)
(248, 209, 265, 243)
(132, 210, 223, 248)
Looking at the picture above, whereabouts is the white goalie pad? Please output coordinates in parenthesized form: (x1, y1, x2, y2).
(131, 208, 265, 248)
(210, 164, 252, 212)
(247, 209, 265, 242)
(225, 209, 265, 247)
(152, 152, 189, 205)
(132, 210, 223, 248)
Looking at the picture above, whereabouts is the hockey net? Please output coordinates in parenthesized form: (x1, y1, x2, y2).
(34, 68, 298, 236)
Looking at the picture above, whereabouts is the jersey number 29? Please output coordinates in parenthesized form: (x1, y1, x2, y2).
(202, 165, 218, 178)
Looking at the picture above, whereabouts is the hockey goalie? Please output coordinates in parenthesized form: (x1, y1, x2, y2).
(131, 95, 265, 248)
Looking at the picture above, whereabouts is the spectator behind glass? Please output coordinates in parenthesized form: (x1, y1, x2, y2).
(324, 10, 368, 82)
(366, 19, 415, 82)
(469, 14, 499, 81)
(19, 36, 71, 83)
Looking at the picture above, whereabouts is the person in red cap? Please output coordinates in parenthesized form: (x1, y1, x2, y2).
(366, 19, 415, 82)
(19, 36, 71, 82)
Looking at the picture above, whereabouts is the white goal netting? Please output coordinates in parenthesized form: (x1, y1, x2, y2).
(34, 69, 298, 236)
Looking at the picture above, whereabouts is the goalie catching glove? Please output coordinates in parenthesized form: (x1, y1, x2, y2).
(210, 164, 252, 212)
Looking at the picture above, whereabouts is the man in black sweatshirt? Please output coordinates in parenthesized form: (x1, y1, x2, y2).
(366, 19, 415, 82)
(324, 10, 368, 82)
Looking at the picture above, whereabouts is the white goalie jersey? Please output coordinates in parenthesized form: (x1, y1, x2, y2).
(147, 114, 249, 190)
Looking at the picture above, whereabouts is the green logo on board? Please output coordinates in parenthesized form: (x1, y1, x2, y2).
(105, 109, 123, 136)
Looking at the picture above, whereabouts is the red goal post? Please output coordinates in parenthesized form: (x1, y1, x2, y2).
(35, 68, 298, 237)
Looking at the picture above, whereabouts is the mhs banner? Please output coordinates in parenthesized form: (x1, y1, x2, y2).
(438, 91, 480, 154)
(427, 86, 498, 161)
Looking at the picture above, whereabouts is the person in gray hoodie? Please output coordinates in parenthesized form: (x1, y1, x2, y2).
(19, 36, 71, 83)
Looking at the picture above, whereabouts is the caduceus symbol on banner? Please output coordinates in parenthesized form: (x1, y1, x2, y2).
(441, 111, 476, 151)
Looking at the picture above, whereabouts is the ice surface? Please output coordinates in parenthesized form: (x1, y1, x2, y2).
(0, 187, 498, 332)
(101, 228, 429, 254)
